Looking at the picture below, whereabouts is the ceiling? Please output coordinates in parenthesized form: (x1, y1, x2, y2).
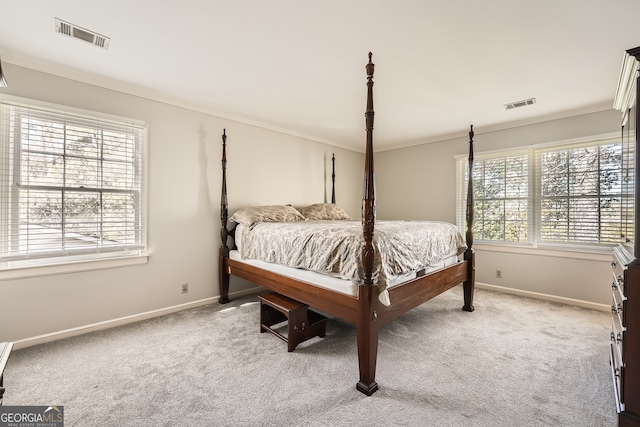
(1, 1, 639, 152)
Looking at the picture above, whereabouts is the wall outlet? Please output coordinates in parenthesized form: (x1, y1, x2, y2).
(495, 270, 502, 279)
(181, 283, 189, 294)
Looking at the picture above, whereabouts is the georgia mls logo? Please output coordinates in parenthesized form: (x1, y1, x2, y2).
(0, 405, 64, 427)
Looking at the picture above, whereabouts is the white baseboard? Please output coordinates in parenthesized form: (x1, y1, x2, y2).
(476, 282, 610, 312)
(13, 287, 260, 350)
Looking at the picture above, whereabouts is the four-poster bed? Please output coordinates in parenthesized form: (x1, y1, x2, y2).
(218, 52, 476, 395)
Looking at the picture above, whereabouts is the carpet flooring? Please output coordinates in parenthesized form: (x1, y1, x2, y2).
(4, 287, 616, 426)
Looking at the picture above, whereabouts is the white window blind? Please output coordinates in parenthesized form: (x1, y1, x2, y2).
(456, 135, 624, 251)
(0, 99, 147, 265)
(536, 140, 622, 247)
(456, 149, 532, 244)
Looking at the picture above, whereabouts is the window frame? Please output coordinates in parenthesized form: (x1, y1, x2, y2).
(0, 95, 148, 278)
(456, 132, 623, 254)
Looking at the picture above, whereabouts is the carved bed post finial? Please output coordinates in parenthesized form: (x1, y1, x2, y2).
(332, 153, 336, 204)
(219, 129, 230, 304)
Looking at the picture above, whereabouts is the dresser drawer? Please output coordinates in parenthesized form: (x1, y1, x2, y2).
(613, 312, 626, 356)
(612, 342, 626, 413)
(611, 249, 630, 413)
(613, 257, 628, 298)
(613, 289, 628, 329)
(613, 269, 627, 301)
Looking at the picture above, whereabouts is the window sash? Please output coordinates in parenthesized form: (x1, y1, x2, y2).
(0, 99, 147, 264)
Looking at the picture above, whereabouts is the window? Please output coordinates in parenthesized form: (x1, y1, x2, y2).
(471, 152, 530, 242)
(538, 143, 622, 245)
(0, 98, 147, 269)
(456, 135, 624, 251)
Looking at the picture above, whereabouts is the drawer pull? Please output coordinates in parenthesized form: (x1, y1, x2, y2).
(614, 367, 621, 378)
(611, 331, 623, 343)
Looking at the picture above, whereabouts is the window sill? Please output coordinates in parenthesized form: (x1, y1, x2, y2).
(473, 243, 612, 262)
(0, 252, 149, 280)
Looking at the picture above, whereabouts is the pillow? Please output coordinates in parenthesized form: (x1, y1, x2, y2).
(229, 205, 306, 226)
(297, 203, 351, 220)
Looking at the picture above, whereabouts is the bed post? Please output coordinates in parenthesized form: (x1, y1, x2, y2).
(219, 129, 231, 304)
(356, 52, 380, 396)
(331, 153, 336, 204)
(463, 125, 475, 312)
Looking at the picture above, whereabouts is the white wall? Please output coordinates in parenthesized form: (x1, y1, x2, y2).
(0, 64, 364, 344)
(375, 110, 623, 306)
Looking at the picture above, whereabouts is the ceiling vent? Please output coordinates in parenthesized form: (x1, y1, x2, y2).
(55, 18, 110, 50)
(504, 98, 536, 110)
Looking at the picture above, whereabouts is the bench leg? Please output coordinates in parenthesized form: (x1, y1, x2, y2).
(287, 308, 308, 352)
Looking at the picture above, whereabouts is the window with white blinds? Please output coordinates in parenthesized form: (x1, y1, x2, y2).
(469, 151, 531, 243)
(456, 135, 623, 251)
(0, 98, 147, 266)
(537, 141, 622, 246)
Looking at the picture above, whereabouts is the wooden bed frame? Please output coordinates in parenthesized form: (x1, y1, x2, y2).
(218, 52, 476, 396)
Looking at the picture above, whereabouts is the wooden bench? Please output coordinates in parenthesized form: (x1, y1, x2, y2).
(258, 292, 327, 352)
(0, 342, 13, 406)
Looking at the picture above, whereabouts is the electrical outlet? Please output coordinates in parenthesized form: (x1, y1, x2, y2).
(181, 283, 189, 294)
(495, 270, 502, 279)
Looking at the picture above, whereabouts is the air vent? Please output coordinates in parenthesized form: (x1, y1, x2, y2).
(55, 18, 110, 50)
(504, 98, 536, 110)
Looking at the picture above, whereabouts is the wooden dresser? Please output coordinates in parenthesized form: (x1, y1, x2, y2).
(611, 245, 640, 425)
(612, 46, 640, 427)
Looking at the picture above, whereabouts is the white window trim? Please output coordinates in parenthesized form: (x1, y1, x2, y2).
(473, 242, 611, 262)
(0, 251, 148, 280)
(456, 132, 621, 256)
(0, 95, 149, 279)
